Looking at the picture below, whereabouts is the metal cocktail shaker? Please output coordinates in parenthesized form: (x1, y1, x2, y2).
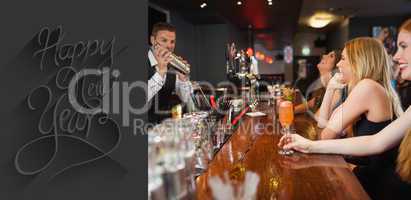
(151, 45, 191, 75)
(168, 53, 191, 75)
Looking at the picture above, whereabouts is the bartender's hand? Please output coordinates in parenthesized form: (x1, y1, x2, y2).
(278, 134, 313, 153)
(177, 72, 189, 82)
(177, 55, 190, 68)
(176, 56, 190, 81)
(153, 45, 172, 77)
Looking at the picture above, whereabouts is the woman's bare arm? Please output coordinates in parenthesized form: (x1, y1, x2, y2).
(312, 105, 411, 155)
(318, 80, 376, 139)
(317, 89, 341, 128)
(281, 106, 411, 156)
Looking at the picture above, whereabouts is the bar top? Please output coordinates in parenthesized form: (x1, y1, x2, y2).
(196, 105, 370, 200)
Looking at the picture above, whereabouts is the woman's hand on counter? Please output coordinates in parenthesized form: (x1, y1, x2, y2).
(278, 134, 314, 153)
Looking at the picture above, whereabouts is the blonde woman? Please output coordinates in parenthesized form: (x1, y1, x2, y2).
(279, 19, 411, 200)
(316, 37, 403, 141)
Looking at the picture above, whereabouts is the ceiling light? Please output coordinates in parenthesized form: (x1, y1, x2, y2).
(200, 3, 207, 8)
(302, 46, 311, 56)
(268, 2, 273, 5)
(308, 12, 335, 28)
(268, 0, 272, 2)
(237, 1, 242, 5)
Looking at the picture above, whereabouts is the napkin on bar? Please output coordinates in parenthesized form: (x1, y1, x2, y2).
(208, 171, 260, 200)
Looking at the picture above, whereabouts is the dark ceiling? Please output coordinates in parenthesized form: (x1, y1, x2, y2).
(149, 0, 411, 49)
(150, 0, 225, 24)
(150, 0, 302, 31)
(150, 0, 303, 49)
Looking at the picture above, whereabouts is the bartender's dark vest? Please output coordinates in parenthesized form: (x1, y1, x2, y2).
(148, 62, 181, 124)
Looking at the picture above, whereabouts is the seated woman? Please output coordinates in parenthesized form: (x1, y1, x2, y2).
(279, 18, 411, 200)
(294, 50, 341, 115)
(315, 37, 402, 141)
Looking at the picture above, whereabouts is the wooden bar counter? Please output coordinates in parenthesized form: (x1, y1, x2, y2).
(195, 104, 370, 200)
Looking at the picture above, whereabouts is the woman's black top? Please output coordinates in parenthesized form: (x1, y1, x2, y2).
(334, 86, 411, 199)
(350, 115, 411, 200)
(344, 114, 393, 166)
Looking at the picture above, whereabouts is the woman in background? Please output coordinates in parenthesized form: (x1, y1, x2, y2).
(294, 50, 341, 115)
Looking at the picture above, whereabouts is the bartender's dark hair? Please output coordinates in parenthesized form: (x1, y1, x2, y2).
(151, 22, 176, 36)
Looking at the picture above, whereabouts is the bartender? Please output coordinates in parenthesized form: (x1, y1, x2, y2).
(147, 22, 193, 124)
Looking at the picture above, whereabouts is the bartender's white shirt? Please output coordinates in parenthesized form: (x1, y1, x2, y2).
(147, 50, 193, 103)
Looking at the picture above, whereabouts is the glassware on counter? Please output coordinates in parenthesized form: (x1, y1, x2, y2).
(148, 110, 230, 199)
(267, 84, 275, 106)
(148, 120, 189, 200)
(182, 112, 212, 175)
(148, 130, 167, 200)
(278, 100, 295, 155)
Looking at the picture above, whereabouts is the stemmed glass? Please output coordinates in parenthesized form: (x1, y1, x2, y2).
(267, 84, 275, 106)
(148, 121, 188, 200)
(278, 100, 295, 155)
(183, 111, 212, 175)
(148, 131, 167, 200)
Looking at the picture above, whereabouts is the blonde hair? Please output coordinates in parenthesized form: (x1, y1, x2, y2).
(344, 37, 403, 118)
(397, 19, 411, 183)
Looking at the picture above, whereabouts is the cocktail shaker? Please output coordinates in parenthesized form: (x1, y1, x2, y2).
(151, 45, 191, 75)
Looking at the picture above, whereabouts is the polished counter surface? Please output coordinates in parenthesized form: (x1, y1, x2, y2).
(196, 104, 370, 200)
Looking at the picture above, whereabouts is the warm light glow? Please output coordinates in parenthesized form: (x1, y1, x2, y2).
(265, 56, 273, 64)
(260, 53, 265, 60)
(237, 1, 242, 5)
(268, 2, 273, 5)
(308, 12, 334, 28)
(246, 48, 254, 56)
(255, 51, 266, 60)
(200, 3, 207, 8)
(255, 51, 261, 59)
